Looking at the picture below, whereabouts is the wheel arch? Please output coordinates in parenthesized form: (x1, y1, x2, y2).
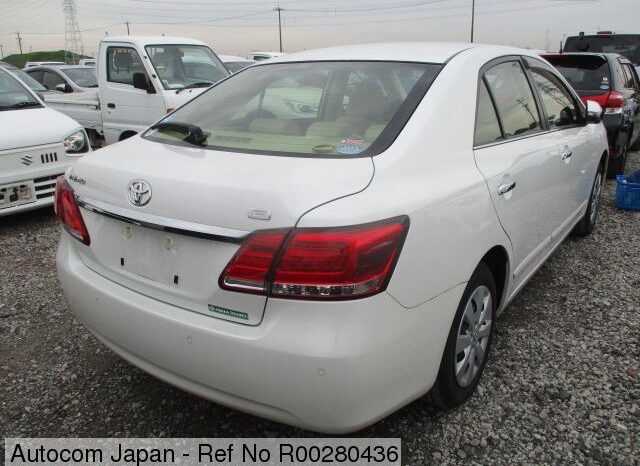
(119, 130, 138, 141)
(479, 245, 510, 313)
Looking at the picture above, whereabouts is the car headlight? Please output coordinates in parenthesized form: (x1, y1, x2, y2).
(64, 130, 88, 155)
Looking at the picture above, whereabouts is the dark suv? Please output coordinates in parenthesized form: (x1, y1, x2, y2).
(543, 53, 640, 176)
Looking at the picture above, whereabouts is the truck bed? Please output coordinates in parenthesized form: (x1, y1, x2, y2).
(45, 91, 102, 131)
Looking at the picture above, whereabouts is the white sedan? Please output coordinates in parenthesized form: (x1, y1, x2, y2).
(56, 43, 608, 433)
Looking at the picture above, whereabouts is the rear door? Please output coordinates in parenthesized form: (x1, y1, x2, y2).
(473, 58, 568, 287)
(523, 56, 593, 224)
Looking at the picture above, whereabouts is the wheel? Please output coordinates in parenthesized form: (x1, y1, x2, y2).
(607, 140, 628, 178)
(429, 262, 496, 408)
(572, 165, 604, 237)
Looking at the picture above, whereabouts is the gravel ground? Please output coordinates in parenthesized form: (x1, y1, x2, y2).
(1, 152, 639, 466)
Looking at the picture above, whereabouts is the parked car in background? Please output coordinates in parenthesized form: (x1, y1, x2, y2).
(219, 55, 256, 73)
(56, 43, 608, 433)
(24, 61, 66, 68)
(0, 67, 90, 217)
(25, 65, 98, 93)
(0, 61, 59, 99)
(79, 59, 96, 67)
(247, 51, 285, 61)
(563, 31, 640, 70)
(44, 36, 230, 147)
(543, 53, 640, 176)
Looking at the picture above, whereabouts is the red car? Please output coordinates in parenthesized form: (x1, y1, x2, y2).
(543, 52, 640, 176)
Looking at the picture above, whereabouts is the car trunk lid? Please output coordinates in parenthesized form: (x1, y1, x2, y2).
(69, 137, 374, 325)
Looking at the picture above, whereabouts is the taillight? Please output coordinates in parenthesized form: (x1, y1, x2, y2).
(220, 231, 287, 294)
(55, 176, 90, 245)
(220, 216, 409, 300)
(605, 91, 624, 113)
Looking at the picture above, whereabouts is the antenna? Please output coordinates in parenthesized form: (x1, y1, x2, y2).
(62, 0, 85, 64)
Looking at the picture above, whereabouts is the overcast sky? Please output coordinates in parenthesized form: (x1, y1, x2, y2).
(1, 0, 638, 58)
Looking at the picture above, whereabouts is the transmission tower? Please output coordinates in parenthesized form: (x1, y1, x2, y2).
(62, 0, 84, 64)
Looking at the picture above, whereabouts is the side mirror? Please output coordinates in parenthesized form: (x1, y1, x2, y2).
(132, 72, 155, 94)
(56, 83, 73, 93)
(585, 100, 603, 124)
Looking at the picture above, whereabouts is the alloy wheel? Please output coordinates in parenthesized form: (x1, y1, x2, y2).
(455, 285, 493, 387)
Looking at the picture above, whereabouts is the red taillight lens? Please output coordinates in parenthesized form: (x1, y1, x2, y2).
(55, 176, 90, 245)
(220, 231, 287, 293)
(605, 91, 624, 108)
(219, 217, 409, 300)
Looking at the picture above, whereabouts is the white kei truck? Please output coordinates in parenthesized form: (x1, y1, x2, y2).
(45, 36, 230, 147)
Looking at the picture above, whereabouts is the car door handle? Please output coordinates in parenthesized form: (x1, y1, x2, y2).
(498, 181, 516, 195)
(561, 150, 573, 160)
(107, 103, 116, 109)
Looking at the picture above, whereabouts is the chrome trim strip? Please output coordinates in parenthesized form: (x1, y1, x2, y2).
(76, 195, 250, 243)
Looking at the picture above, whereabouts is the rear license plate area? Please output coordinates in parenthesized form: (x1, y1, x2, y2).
(119, 224, 181, 286)
(0, 180, 35, 209)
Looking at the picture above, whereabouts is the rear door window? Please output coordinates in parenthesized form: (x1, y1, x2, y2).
(621, 63, 639, 90)
(474, 81, 503, 146)
(145, 61, 442, 157)
(484, 61, 542, 139)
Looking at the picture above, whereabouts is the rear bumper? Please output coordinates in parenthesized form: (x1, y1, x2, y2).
(57, 234, 463, 433)
(602, 114, 628, 158)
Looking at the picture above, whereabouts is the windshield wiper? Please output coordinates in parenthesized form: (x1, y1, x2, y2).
(175, 81, 213, 94)
(0, 101, 41, 111)
(150, 121, 208, 146)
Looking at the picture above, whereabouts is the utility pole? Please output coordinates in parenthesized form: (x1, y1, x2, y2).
(0, 44, 4, 59)
(126, 20, 130, 35)
(15, 30, 23, 54)
(470, 0, 475, 43)
(274, 5, 284, 53)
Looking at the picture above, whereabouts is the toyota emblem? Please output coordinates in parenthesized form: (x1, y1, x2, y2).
(128, 180, 152, 206)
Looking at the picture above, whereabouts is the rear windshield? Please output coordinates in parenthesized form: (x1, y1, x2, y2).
(564, 34, 640, 65)
(144, 61, 441, 157)
(544, 55, 610, 92)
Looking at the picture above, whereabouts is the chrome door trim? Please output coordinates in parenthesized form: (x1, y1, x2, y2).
(76, 195, 250, 243)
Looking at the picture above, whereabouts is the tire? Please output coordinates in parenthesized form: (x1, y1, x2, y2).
(607, 140, 628, 178)
(572, 165, 604, 237)
(429, 262, 496, 408)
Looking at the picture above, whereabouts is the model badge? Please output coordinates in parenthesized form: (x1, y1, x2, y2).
(69, 173, 86, 185)
(128, 179, 152, 206)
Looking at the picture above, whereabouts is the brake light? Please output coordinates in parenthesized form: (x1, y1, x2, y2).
(605, 91, 624, 108)
(597, 31, 613, 35)
(220, 217, 409, 300)
(580, 91, 624, 114)
(55, 176, 90, 245)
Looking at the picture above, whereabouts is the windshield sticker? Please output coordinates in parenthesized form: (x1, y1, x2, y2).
(337, 135, 366, 154)
(312, 144, 336, 154)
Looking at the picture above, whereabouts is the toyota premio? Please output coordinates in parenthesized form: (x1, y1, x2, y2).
(56, 43, 608, 433)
